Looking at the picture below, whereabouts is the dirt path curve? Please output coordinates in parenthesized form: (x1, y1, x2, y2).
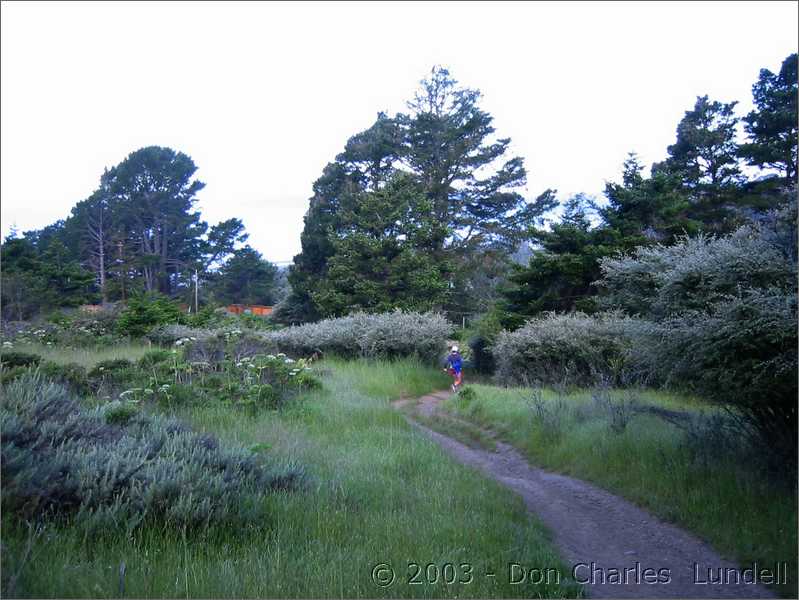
(395, 391, 774, 599)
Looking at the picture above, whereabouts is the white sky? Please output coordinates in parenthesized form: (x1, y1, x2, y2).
(2, 1, 797, 263)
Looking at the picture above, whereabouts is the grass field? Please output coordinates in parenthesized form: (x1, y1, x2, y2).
(1, 359, 583, 598)
(439, 384, 798, 597)
(10, 341, 152, 368)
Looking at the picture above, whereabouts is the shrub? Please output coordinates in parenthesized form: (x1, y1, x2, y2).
(102, 399, 139, 426)
(467, 308, 504, 375)
(261, 311, 451, 362)
(0, 351, 42, 368)
(492, 311, 641, 387)
(147, 323, 208, 346)
(629, 287, 797, 472)
(598, 204, 797, 472)
(40, 362, 90, 396)
(137, 349, 175, 369)
(597, 202, 797, 320)
(0, 372, 303, 532)
(115, 294, 183, 338)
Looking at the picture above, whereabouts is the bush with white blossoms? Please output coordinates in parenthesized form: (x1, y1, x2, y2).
(492, 311, 644, 387)
(260, 310, 451, 362)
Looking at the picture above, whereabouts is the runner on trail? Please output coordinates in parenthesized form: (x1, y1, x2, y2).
(444, 345, 463, 393)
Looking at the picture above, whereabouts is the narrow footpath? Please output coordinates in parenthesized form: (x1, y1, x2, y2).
(395, 391, 775, 599)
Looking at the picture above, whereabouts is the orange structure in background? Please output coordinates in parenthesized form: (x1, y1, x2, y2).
(226, 304, 273, 317)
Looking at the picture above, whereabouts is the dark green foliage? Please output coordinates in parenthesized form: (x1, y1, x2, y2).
(398, 67, 548, 253)
(0, 372, 302, 532)
(598, 203, 798, 470)
(115, 294, 183, 337)
(467, 308, 504, 375)
(311, 173, 451, 316)
(4, 146, 250, 318)
(0, 351, 42, 368)
(285, 67, 555, 322)
(739, 53, 798, 181)
(497, 195, 617, 327)
(0, 236, 96, 320)
(210, 246, 278, 306)
(87, 359, 138, 396)
(102, 400, 139, 426)
(88, 359, 135, 378)
(658, 95, 742, 189)
(137, 349, 175, 369)
(600, 154, 699, 244)
(40, 362, 90, 396)
(102, 146, 207, 295)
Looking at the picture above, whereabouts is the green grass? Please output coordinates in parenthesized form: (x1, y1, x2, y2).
(9, 341, 152, 368)
(440, 384, 798, 597)
(2, 359, 582, 598)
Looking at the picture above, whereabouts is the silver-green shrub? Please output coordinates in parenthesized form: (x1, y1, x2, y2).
(1, 372, 302, 533)
(260, 311, 452, 362)
(492, 311, 643, 387)
(598, 202, 797, 469)
(597, 203, 797, 320)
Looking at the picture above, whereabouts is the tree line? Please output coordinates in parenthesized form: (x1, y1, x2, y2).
(2, 147, 283, 320)
(2, 54, 795, 325)
(278, 54, 796, 326)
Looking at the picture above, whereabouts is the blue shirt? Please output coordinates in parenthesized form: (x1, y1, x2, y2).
(446, 353, 463, 373)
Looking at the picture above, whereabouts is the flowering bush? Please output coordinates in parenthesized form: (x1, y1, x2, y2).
(492, 311, 643, 387)
(261, 310, 451, 362)
(597, 204, 797, 320)
(1, 312, 122, 348)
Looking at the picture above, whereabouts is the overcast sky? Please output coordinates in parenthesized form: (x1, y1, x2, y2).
(1, 1, 796, 263)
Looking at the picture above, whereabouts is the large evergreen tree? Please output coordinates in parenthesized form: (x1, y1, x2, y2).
(739, 53, 798, 182)
(284, 67, 555, 322)
(310, 173, 450, 316)
(497, 195, 617, 328)
(210, 245, 278, 306)
(398, 66, 552, 252)
(103, 146, 207, 295)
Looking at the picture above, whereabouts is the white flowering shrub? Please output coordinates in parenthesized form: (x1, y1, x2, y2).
(597, 204, 797, 320)
(261, 311, 452, 362)
(598, 202, 798, 470)
(492, 312, 643, 387)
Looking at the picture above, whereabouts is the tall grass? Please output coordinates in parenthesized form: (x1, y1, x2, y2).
(443, 384, 798, 597)
(9, 341, 151, 368)
(2, 359, 581, 598)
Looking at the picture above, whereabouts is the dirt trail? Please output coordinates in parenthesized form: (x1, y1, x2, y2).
(395, 391, 775, 599)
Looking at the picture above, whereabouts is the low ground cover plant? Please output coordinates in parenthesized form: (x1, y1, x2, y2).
(0, 372, 303, 535)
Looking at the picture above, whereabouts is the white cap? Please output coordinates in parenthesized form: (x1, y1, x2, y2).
(451, 345, 459, 352)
